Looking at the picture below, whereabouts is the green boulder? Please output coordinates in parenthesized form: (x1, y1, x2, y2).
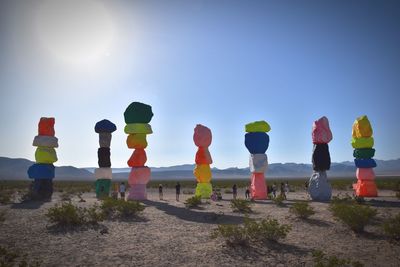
(95, 179, 111, 199)
(245, 120, 271, 133)
(124, 102, 153, 124)
(353, 148, 375, 159)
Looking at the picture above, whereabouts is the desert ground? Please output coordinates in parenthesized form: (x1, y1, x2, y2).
(1, 188, 400, 267)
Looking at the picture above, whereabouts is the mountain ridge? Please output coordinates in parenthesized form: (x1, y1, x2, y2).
(1, 156, 399, 181)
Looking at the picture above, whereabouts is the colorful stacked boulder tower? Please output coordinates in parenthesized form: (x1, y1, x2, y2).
(94, 119, 117, 198)
(308, 116, 332, 201)
(193, 124, 213, 198)
(244, 121, 270, 200)
(351, 115, 377, 197)
(124, 102, 153, 200)
(27, 117, 58, 200)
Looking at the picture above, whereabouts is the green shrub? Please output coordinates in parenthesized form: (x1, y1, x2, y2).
(101, 198, 145, 219)
(184, 195, 202, 208)
(212, 217, 291, 247)
(312, 250, 364, 267)
(382, 213, 400, 240)
(46, 202, 104, 227)
(273, 194, 285, 206)
(230, 199, 253, 213)
(329, 201, 377, 233)
(245, 217, 291, 243)
(289, 202, 315, 219)
(0, 190, 13, 204)
(0, 245, 41, 267)
(211, 224, 249, 247)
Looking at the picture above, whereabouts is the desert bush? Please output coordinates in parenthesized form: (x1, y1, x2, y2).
(245, 217, 291, 243)
(212, 217, 291, 247)
(184, 195, 202, 208)
(382, 213, 400, 240)
(60, 192, 73, 202)
(230, 199, 253, 213)
(312, 250, 364, 267)
(273, 194, 285, 206)
(211, 224, 249, 247)
(0, 245, 41, 267)
(224, 189, 233, 194)
(289, 202, 315, 219)
(0, 190, 13, 204)
(396, 191, 400, 199)
(101, 198, 145, 219)
(46, 202, 104, 227)
(329, 201, 377, 233)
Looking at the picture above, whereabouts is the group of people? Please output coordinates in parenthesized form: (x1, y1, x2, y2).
(111, 181, 293, 201)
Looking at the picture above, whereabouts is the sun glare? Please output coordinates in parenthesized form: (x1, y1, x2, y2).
(35, 0, 115, 68)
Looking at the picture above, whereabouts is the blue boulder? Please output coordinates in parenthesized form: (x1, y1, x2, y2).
(244, 132, 269, 154)
(95, 119, 117, 133)
(27, 164, 55, 179)
(354, 158, 377, 168)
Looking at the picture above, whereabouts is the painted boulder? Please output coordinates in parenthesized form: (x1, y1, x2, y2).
(249, 154, 268, 173)
(127, 149, 147, 167)
(352, 115, 373, 138)
(193, 124, 212, 148)
(308, 171, 332, 201)
(312, 116, 333, 144)
(312, 144, 331, 171)
(128, 166, 151, 185)
(195, 147, 213, 165)
(244, 132, 269, 154)
(356, 168, 376, 181)
(250, 172, 267, 199)
(38, 117, 55, 136)
(124, 102, 153, 124)
(35, 147, 58, 164)
(245, 121, 271, 133)
(27, 163, 55, 179)
(354, 158, 377, 168)
(32, 136, 58, 148)
(95, 119, 117, 133)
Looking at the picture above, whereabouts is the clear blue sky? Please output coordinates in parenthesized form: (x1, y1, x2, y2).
(0, 0, 399, 168)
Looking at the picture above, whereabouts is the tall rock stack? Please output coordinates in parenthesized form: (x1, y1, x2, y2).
(351, 115, 377, 197)
(244, 121, 270, 200)
(308, 116, 332, 201)
(27, 117, 58, 200)
(193, 124, 213, 198)
(94, 119, 117, 199)
(124, 102, 153, 200)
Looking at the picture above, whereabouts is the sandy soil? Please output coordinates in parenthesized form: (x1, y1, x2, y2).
(1, 189, 399, 267)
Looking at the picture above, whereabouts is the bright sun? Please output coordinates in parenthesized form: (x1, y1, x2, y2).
(35, 0, 115, 68)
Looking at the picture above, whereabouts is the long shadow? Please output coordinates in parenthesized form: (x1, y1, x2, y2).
(46, 223, 109, 235)
(142, 200, 244, 224)
(302, 218, 331, 227)
(10, 200, 46, 210)
(222, 241, 311, 260)
(365, 199, 400, 208)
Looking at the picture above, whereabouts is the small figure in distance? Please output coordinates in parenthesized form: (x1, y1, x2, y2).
(285, 181, 290, 194)
(119, 182, 126, 201)
(304, 180, 309, 199)
(245, 184, 250, 200)
(272, 182, 277, 199)
(158, 184, 163, 200)
(111, 184, 118, 199)
(211, 189, 217, 201)
(232, 184, 237, 200)
(280, 182, 286, 200)
(175, 182, 181, 201)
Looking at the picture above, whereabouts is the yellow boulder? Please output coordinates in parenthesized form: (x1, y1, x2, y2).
(352, 115, 373, 138)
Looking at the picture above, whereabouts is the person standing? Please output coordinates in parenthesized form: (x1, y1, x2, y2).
(280, 182, 286, 200)
(158, 184, 163, 200)
(272, 182, 277, 199)
(232, 184, 237, 199)
(285, 181, 290, 194)
(245, 185, 250, 199)
(175, 182, 181, 201)
(119, 182, 126, 200)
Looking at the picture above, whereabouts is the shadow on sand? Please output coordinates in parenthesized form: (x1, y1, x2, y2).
(142, 200, 244, 225)
(365, 199, 400, 208)
(10, 200, 47, 210)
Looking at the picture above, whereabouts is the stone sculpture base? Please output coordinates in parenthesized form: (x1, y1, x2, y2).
(353, 180, 377, 197)
(308, 171, 332, 201)
(128, 184, 147, 200)
(250, 173, 267, 200)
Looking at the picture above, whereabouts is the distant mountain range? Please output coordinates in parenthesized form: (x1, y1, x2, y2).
(1, 156, 399, 181)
